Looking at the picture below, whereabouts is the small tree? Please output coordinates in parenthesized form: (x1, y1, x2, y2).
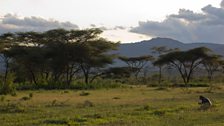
(202, 55, 223, 82)
(119, 55, 154, 79)
(78, 40, 118, 84)
(151, 46, 179, 84)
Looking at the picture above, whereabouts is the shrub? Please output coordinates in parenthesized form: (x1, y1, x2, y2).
(29, 93, 33, 98)
(51, 99, 57, 106)
(0, 96, 5, 102)
(153, 110, 166, 116)
(79, 91, 90, 96)
(20, 96, 30, 101)
(83, 100, 94, 107)
(0, 73, 16, 95)
(11, 92, 17, 97)
(77, 100, 94, 108)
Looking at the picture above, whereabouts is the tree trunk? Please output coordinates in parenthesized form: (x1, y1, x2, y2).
(84, 73, 89, 84)
(80, 64, 90, 84)
(3, 58, 9, 88)
(28, 67, 37, 85)
(158, 66, 162, 85)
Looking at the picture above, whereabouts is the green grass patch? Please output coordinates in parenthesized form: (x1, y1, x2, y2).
(1, 86, 224, 125)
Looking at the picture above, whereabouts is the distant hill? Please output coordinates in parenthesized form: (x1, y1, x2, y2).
(116, 37, 224, 57)
(112, 37, 224, 66)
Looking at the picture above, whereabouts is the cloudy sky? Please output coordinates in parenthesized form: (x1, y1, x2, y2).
(0, 0, 223, 43)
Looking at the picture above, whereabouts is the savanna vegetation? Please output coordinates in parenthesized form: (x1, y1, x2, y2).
(1, 28, 224, 125)
(1, 87, 224, 126)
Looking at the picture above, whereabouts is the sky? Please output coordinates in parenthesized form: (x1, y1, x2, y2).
(0, 0, 223, 43)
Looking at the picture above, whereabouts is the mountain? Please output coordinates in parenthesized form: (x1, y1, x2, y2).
(116, 37, 224, 57)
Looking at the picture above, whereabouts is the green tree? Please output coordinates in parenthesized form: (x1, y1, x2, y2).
(154, 47, 211, 86)
(78, 39, 118, 84)
(202, 55, 223, 82)
(0, 28, 118, 89)
(8, 46, 46, 85)
(119, 55, 154, 79)
(151, 46, 179, 85)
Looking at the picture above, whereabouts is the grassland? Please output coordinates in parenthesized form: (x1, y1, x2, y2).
(1, 86, 224, 126)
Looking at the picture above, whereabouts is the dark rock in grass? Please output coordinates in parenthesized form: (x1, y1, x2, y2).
(113, 97, 120, 99)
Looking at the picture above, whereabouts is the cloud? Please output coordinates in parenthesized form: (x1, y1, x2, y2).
(90, 25, 127, 31)
(90, 24, 96, 27)
(99, 26, 109, 31)
(170, 9, 206, 21)
(221, 0, 224, 8)
(113, 26, 126, 30)
(0, 14, 79, 34)
(130, 0, 224, 43)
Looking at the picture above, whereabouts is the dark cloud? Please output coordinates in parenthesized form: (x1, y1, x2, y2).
(99, 26, 109, 31)
(130, 0, 224, 43)
(170, 9, 206, 21)
(221, 0, 224, 8)
(113, 26, 126, 30)
(0, 14, 79, 34)
(95, 25, 127, 31)
(90, 24, 96, 27)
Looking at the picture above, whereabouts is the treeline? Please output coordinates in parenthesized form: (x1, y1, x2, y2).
(0, 28, 223, 94)
(119, 46, 224, 88)
(0, 28, 119, 94)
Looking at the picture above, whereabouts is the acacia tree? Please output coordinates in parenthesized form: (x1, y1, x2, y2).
(8, 31, 48, 86)
(119, 55, 154, 79)
(154, 47, 211, 86)
(43, 28, 118, 84)
(6, 29, 118, 87)
(8, 46, 46, 85)
(43, 28, 119, 84)
(202, 55, 223, 82)
(77, 37, 118, 84)
(151, 46, 179, 84)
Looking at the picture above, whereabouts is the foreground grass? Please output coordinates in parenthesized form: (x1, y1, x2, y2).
(1, 86, 224, 126)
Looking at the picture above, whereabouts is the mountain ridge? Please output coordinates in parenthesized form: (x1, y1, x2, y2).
(117, 37, 224, 57)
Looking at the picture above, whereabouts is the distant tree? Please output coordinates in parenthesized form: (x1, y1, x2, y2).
(154, 47, 211, 86)
(202, 54, 223, 82)
(151, 46, 179, 84)
(119, 55, 154, 79)
(104, 67, 133, 79)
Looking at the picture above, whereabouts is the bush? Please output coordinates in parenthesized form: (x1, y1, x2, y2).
(79, 91, 90, 96)
(77, 100, 94, 108)
(0, 96, 5, 102)
(29, 93, 33, 98)
(0, 73, 16, 95)
(20, 96, 30, 101)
